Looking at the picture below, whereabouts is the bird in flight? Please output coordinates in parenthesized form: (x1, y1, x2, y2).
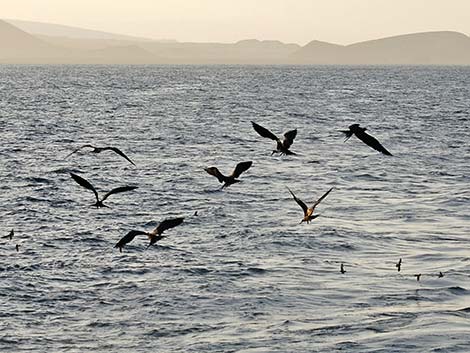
(70, 172, 137, 208)
(205, 161, 252, 189)
(65, 144, 136, 165)
(396, 258, 402, 272)
(287, 187, 333, 224)
(114, 217, 184, 252)
(2, 229, 14, 240)
(340, 263, 346, 274)
(340, 124, 392, 156)
(251, 121, 298, 156)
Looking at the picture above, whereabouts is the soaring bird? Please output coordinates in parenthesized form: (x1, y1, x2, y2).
(205, 161, 252, 189)
(396, 258, 402, 272)
(114, 217, 184, 252)
(340, 263, 346, 274)
(2, 229, 14, 240)
(287, 187, 333, 224)
(340, 124, 392, 156)
(70, 172, 137, 208)
(251, 121, 297, 156)
(65, 144, 136, 165)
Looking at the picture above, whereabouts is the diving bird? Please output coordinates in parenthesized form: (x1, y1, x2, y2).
(396, 258, 402, 272)
(2, 229, 14, 240)
(287, 187, 333, 224)
(340, 263, 346, 274)
(65, 144, 136, 165)
(205, 161, 252, 189)
(251, 121, 297, 155)
(340, 124, 392, 156)
(70, 172, 137, 208)
(114, 217, 185, 252)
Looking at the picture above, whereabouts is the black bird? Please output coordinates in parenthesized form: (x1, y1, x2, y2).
(340, 263, 346, 274)
(15, 244, 20, 252)
(396, 258, 402, 272)
(251, 121, 297, 156)
(287, 187, 333, 224)
(70, 172, 137, 208)
(415, 274, 422, 281)
(2, 229, 14, 240)
(65, 144, 136, 165)
(438, 271, 444, 278)
(340, 124, 392, 156)
(205, 161, 252, 189)
(114, 218, 184, 252)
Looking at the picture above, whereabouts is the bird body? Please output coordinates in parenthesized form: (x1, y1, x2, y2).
(340, 263, 346, 274)
(65, 144, 136, 165)
(341, 124, 392, 156)
(287, 187, 333, 224)
(70, 173, 137, 208)
(396, 258, 402, 272)
(205, 161, 252, 189)
(251, 121, 297, 156)
(2, 229, 14, 240)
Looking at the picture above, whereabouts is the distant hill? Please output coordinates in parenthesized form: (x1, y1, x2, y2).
(1, 19, 470, 65)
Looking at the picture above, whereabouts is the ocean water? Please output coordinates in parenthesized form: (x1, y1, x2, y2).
(0, 65, 469, 352)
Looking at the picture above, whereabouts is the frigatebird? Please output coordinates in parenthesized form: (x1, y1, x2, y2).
(287, 187, 333, 224)
(70, 172, 137, 208)
(340, 124, 392, 156)
(114, 217, 184, 252)
(205, 161, 252, 189)
(65, 144, 136, 165)
(2, 229, 14, 240)
(251, 121, 297, 155)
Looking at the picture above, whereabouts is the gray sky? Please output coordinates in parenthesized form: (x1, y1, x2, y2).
(2, 0, 470, 44)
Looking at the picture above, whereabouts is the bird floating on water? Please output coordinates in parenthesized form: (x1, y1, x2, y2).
(2, 229, 14, 240)
(340, 263, 346, 274)
(70, 172, 138, 208)
(251, 121, 298, 156)
(287, 187, 333, 224)
(65, 144, 136, 165)
(205, 161, 252, 189)
(115, 217, 185, 252)
(396, 258, 402, 272)
(340, 124, 392, 156)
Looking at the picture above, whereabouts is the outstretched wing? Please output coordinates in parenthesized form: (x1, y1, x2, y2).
(287, 187, 308, 216)
(282, 129, 297, 149)
(251, 121, 279, 141)
(205, 167, 227, 183)
(64, 144, 94, 159)
(104, 147, 136, 166)
(231, 161, 252, 178)
(155, 217, 185, 235)
(356, 131, 393, 156)
(311, 187, 333, 210)
(101, 186, 138, 202)
(70, 172, 99, 203)
(340, 129, 354, 142)
(115, 230, 148, 250)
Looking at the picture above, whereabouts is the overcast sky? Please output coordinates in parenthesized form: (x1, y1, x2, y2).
(3, 0, 470, 44)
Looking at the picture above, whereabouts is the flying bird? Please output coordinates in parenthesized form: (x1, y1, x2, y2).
(114, 217, 184, 252)
(287, 187, 333, 224)
(396, 258, 402, 272)
(415, 274, 422, 281)
(70, 172, 137, 208)
(340, 124, 392, 156)
(65, 144, 136, 165)
(438, 271, 444, 278)
(15, 244, 20, 252)
(205, 161, 252, 189)
(251, 121, 297, 156)
(340, 263, 346, 274)
(2, 229, 14, 240)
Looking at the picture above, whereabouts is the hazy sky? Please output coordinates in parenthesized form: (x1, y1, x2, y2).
(3, 0, 470, 44)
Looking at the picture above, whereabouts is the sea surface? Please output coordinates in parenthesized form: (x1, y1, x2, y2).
(0, 65, 469, 352)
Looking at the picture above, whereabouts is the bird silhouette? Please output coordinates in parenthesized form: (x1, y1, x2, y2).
(114, 217, 184, 252)
(415, 274, 422, 281)
(287, 187, 333, 224)
(340, 124, 392, 156)
(2, 229, 14, 240)
(340, 263, 346, 274)
(70, 172, 137, 208)
(438, 271, 444, 278)
(65, 144, 136, 165)
(15, 244, 20, 252)
(205, 161, 252, 189)
(396, 258, 402, 272)
(251, 121, 297, 156)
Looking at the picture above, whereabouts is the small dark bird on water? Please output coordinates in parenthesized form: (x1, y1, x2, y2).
(415, 274, 422, 281)
(438, 271, 444, 278)
(251, 121, 298, 156)
(114, 217, 184, 252)
(287, 187, 333, 224)
(70, 172, 138, 208)
(65, 144, 136, 165)
(340, 124, 392, 156)
(2, 229, 14, 240)
(205, 161, 252, 189)
(396, 258, 402, 272)
(340, 263, 346, 274)
(15, 244, 20, 252)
